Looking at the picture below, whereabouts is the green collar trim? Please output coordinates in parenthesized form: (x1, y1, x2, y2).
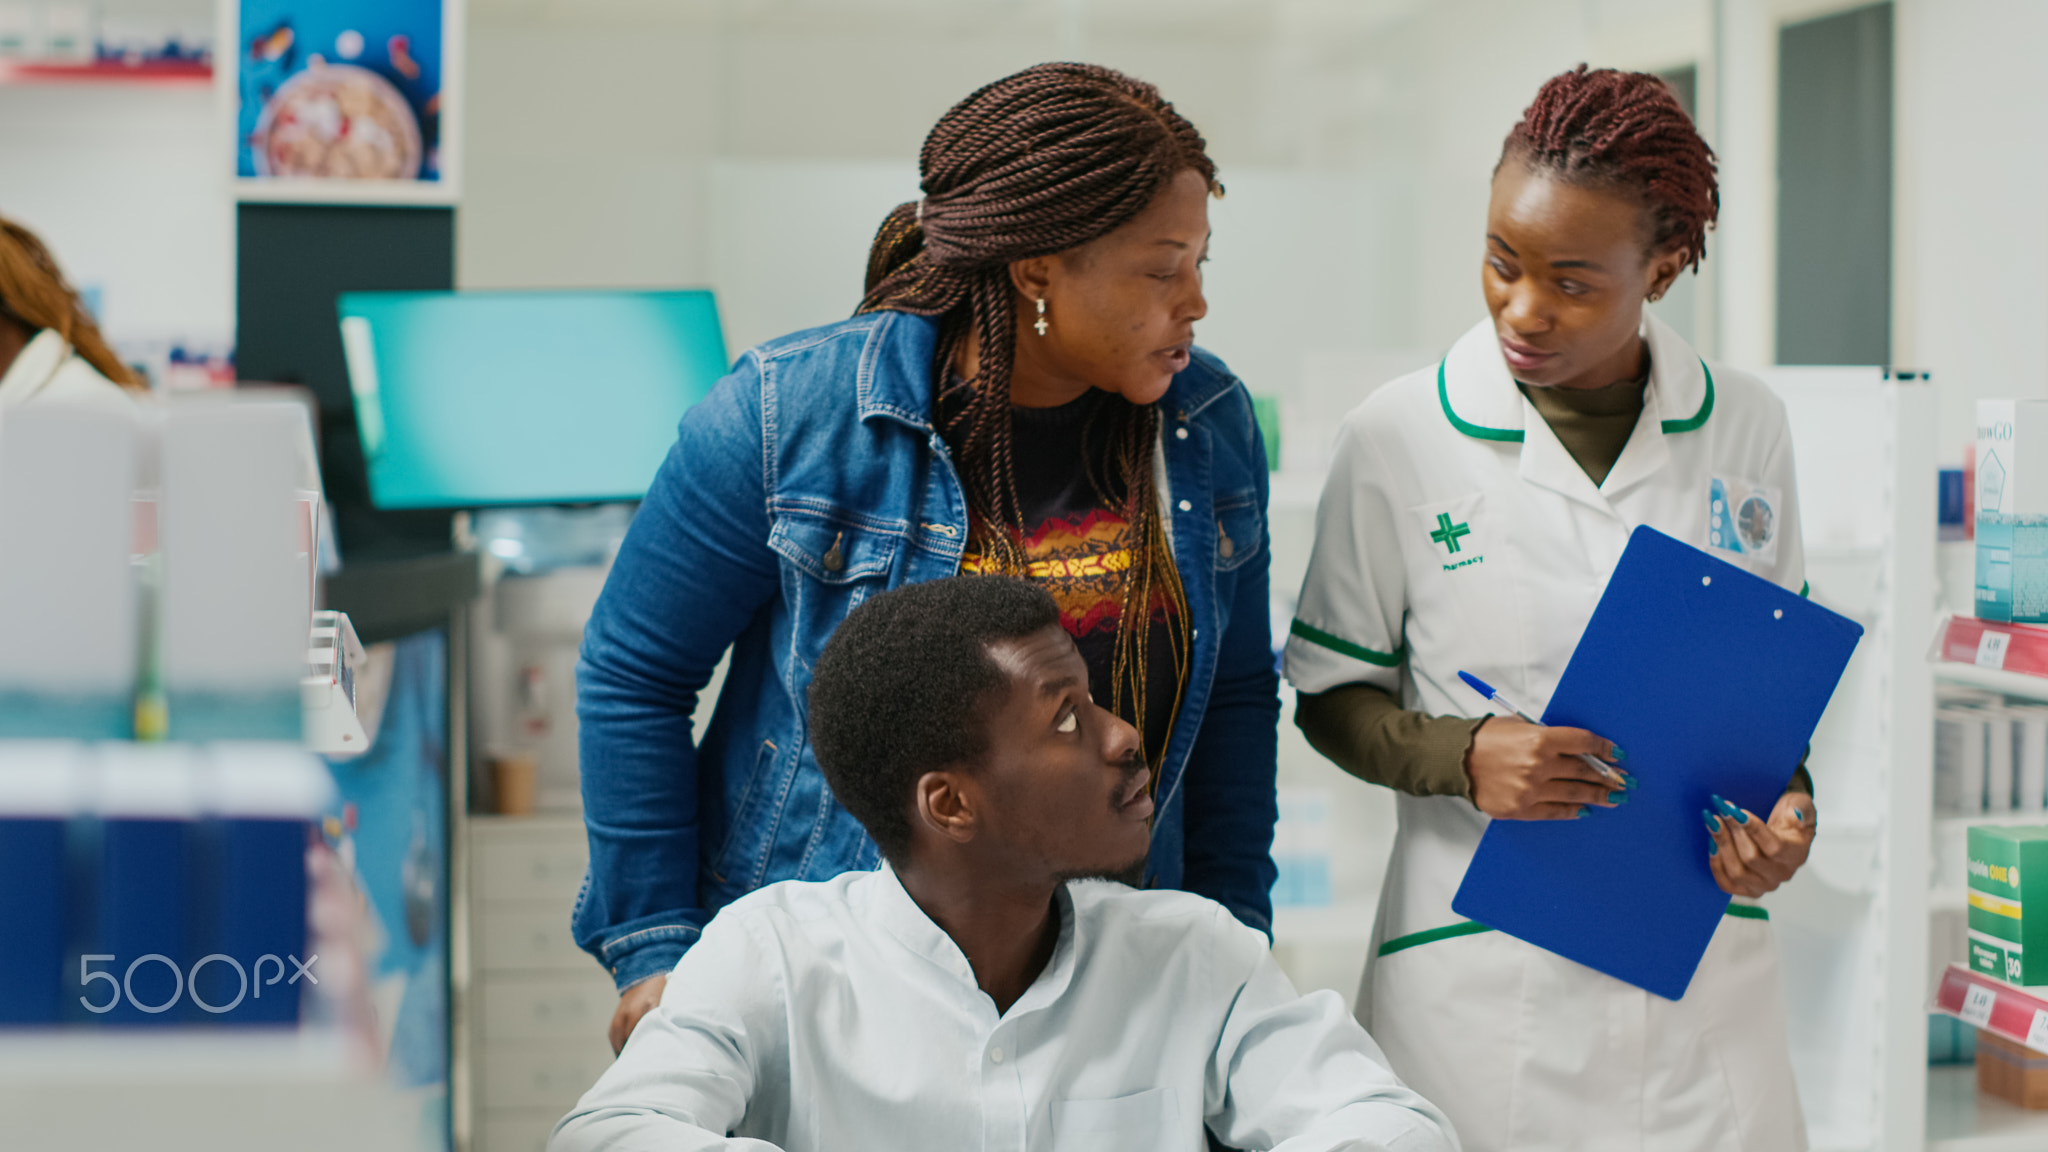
(1377, 903, 1769, 958)
(1438, 359, 1524, 443)
(1659, 359, 1715, 434)
(1441, 355, 1715, 441)
(1290, 619, 1402, 667)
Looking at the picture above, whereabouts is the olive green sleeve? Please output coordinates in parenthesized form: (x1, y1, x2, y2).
(1293, 682, 1484, 799)
(1295, 684, 1814, 802)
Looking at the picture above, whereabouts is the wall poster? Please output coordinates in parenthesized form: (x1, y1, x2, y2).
(223, 0, 462, 203)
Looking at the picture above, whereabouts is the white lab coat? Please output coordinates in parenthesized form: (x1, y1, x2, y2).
(0, 328, 135, 413)
(1285, 314, 1808, 1152)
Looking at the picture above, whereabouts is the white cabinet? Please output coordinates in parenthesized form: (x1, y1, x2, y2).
(467, 815, 620, 1152)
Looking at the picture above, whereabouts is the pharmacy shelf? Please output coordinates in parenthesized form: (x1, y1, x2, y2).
(1936, 813, 2048, 831)
(0, 1028, 425, 1149)
(1931, 965, 2048, 1058)
(1928, 1065, 2048, 1151)
(1935, 663, 2048, 704)
(0, 1026, 361, 1080)
(0, 59, 211, 85)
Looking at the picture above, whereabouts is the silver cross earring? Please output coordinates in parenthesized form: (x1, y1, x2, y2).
(1034, 298, 1049, 337)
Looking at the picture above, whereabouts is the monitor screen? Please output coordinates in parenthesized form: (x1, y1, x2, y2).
(337, 289, 728, 509)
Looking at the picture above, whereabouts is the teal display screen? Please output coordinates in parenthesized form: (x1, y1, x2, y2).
(337, 289, 728, 509)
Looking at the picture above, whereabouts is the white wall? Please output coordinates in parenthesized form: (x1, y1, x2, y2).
(1895, 0, 2048, 460)
(0, 82, 232, 347)
(459, 0, 1724, 402)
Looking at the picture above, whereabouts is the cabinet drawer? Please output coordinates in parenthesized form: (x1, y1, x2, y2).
(479, 974, 617, 1041)
(474, 835, 589, 905)
(478, 1108, 566, 1152)
(480, 1040, 616, 1112)
(477, 906, 590, 972)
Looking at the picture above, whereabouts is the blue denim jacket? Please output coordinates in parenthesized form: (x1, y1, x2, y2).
(573, 310, 1279, 990)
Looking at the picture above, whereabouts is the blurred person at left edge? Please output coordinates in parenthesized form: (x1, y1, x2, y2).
(575, 62, 1281, 1053)
(0, 215, 142, 411)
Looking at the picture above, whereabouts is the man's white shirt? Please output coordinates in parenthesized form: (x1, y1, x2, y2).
(550, 866, 1456, 1152)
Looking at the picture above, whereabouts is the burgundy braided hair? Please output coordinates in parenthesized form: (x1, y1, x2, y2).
(857, 62, 1217, 761)
(1501, 65, 1719, 270)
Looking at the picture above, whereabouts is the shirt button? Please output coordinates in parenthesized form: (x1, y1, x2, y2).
(1175, 427, 1189, 440)
(1178, 500, 1192, 512)
(989, 1047, 1004, 1064)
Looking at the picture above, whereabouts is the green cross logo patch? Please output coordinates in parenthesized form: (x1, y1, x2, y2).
(1429, 512, 1472, 555)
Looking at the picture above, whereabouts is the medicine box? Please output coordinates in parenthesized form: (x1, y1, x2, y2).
(1977, 1029, 2048, 1110)
(1967, 825, 2048, 986)
(1976, 400, 2048, 624)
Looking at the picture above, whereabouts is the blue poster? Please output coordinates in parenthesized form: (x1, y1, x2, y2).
(235, 0, 446, 183)
(324, 629, 450, 1150)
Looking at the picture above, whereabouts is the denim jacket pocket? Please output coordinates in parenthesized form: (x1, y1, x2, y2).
(768, 508, 903, 585)
(708, 737, 790, 894)
(1212, 489, 1264, 574)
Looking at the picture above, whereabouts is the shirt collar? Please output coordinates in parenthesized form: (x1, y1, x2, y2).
(1437, 311, 1713, 445)
(865, 862, 1081, 1018)
(0, 329, 72, 406)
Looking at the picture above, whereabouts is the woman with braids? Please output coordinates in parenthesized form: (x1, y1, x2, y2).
(576, 62, 1281, 1055)
(1286, 66, 1813, 1149)
(0, 215, 141, 409)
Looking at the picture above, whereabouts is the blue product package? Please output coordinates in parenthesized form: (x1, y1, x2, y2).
(0, 818, 64, 1022)
(0, 744, 81, 1024)
(1976, 514, 2048, 624)
(86, 746, 202, 1025)
(0, 743, 81, 1024)
(199, 745, 332, 1023)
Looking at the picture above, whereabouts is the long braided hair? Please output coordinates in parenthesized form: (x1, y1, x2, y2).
(857, 63, 1218, 764)
(1501, 65, 1719, 270)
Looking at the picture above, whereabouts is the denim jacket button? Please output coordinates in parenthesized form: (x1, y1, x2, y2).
(823, 531, 845, 572)
(1175, 427, 1189, 440)
(1177, 500, 1192, 512)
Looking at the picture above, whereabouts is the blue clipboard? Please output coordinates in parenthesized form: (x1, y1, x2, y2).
(1450, 526, 1862, 1000)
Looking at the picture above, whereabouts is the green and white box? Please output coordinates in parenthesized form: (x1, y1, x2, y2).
(1976, 400, 2048, 624)
(1967, 825, 2048, 986)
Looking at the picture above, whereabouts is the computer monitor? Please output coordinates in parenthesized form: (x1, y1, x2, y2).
(337, 289, 728, 509)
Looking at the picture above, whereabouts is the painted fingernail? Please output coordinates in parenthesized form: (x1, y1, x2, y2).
(1611, 746, 1627, 762)
(1732, 806, 1750, 825)
(1794, 808, 1806, 823)
(1608, 790, 1627, 804)
(1702, 810, 1721, 834)
(1575, 807, 1590, 820)
(1708, 840, 1719, 857)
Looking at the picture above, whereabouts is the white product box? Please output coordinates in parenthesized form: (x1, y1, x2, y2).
(1977, 400, 2048, 624)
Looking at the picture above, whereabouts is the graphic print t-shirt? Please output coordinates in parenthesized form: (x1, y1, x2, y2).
(957, 390, 1187, 766)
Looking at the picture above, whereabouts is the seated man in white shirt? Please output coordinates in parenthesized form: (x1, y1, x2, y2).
(551, 575, 1457, 1152)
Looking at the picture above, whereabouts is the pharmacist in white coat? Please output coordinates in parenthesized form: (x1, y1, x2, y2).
(1286, 68, 1817, 1152)
(0, 214, 141, 412)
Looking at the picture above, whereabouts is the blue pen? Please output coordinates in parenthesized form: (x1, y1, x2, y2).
(1457, 671, 1627, 789)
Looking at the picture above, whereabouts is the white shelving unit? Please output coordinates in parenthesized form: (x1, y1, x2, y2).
(1744, 371, 1938, 1152)
(1929, 1065, 2048, 1152)
(0, 1029, 425, 1149)
(1926, 663, 2048, 1150)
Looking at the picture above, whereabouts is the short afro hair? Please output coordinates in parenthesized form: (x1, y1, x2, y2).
(807, 575, 1061, 863)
